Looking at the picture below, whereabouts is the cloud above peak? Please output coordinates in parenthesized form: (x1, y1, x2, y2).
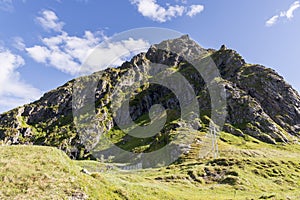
(26, 31, 101, 75)
(186, 5, 204, 17)
(26, 31, 150, 75)
(130, 0, 204, 22)
(27, 10, 150, 76)
(36, 10, 65, 32)
(266, 1, 300, 27)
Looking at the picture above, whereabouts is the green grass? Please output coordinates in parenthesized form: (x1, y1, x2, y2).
(1, 131, 300, 200)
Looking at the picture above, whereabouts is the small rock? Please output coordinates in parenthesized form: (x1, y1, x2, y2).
(80, 168, 91, 175)
(220, 44, 227, 51)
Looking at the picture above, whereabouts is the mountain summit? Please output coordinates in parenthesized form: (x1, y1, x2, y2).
(0, 35, 300, 164)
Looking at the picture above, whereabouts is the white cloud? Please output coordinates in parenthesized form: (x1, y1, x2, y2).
(83, 38, 150, 75)
(186, 5, 204, 17)
(26, 31, 99, 75)
(281, 1, 300, 19)
(36, 10, 64, 32)
(27, 10, 150, 75)
(0, 0, 13, 12)
(26, 45, 51, 63)
(131, 0, 184, 22)
(266, 15, 279, 27)
(266, 1, 300, 27)
(27, 32, 149, 75)
(130, 0, 204, 22)
(12, 37, 26, 51)
(0, 47, 41, 113)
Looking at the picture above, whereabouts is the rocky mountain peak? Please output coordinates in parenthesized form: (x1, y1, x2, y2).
(152, 34, 206, 59)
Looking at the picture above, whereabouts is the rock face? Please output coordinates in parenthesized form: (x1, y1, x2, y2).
(0, 35, 300, 159)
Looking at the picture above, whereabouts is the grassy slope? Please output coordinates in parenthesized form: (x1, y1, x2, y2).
(0, 132, 300, 200)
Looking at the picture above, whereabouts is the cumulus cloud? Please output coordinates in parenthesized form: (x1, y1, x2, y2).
(130, 0, 204, 22)
(266, 1, 300, 27)
(27, 10, 150, 75)
(0, 0, 13, 12)
(36, 10, 64, 32)
(82, 38, 150, 75)
(0, 47, 41, 113)
(186, 5, 204, 17)
(26, 31, 99, 75)
(26, 45, 51, 63)
(26, 31, 149, 75)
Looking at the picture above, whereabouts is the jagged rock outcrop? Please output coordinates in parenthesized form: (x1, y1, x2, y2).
(0, 35, 299, 160)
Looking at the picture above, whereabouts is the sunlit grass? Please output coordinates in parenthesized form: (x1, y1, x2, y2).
(1, 131, 300, 200)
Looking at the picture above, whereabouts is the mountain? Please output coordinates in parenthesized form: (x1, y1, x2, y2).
(0, 35, 300, 164)
(1, 35, 300, 199)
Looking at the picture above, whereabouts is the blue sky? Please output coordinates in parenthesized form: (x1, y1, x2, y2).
(0, 0, 300, 113)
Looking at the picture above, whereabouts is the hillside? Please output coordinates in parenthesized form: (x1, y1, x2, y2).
(0, 139, 300, 199)
(0, 35, 299, 162)
(0, 35, 300, 199)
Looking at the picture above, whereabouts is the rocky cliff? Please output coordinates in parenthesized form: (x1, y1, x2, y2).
(0, 35, 299, 162)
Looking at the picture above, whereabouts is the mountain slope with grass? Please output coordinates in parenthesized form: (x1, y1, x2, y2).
(0, 35, 300, 199)
(0, 35, 299, 160)
(0, 137, 299, 199)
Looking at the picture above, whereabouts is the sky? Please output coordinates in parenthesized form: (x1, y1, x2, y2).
(0, 0, 300, 113)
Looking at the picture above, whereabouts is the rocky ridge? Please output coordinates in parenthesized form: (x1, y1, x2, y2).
(0, 35, 300, 161)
